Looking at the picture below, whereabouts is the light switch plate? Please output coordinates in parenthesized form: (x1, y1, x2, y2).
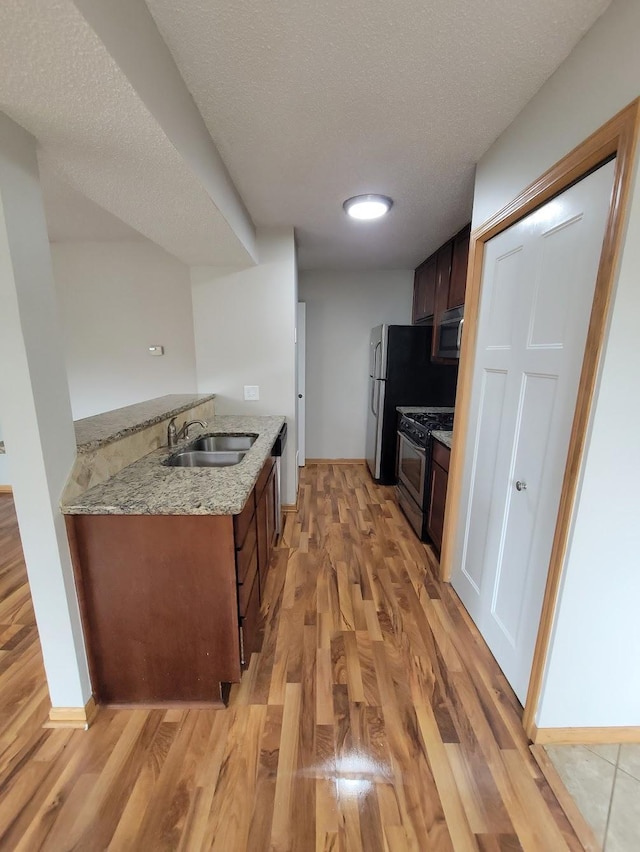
(244, 385, 260, 401)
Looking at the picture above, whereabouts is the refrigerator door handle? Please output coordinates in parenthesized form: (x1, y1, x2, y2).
(372, 379, 380, 417)
(373, 341, 382, 380)
(370, 377, 377, 416)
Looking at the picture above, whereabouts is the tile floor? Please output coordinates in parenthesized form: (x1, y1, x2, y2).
(545, 743, 640, 850)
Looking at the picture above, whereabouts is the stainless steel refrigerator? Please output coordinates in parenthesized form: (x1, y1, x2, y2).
(366, 324, 458, 483)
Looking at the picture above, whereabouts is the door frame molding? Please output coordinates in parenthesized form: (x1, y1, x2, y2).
(440, 98, 640, 739)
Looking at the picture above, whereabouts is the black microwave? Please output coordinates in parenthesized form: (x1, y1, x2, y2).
(436, 306, 464, 360)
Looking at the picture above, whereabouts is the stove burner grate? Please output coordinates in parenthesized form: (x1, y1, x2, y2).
(407, 412, 454, 429)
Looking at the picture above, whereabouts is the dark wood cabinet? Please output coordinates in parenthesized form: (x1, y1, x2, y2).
(448, 224, 471, 309)
(427, 439, 451, 554)
(266, 465, 277, 550)
(412, 221, 471, 361)
(255, 457, 277, 599)
(67, 454, 280, 704)
(256, 480, 268, 595)
(412, 255, 437, 323)
(67, 513, 241, 704)
(236, 456, 276, 668)
(432, 241, 454, 359)
(240, 569, 261, 663)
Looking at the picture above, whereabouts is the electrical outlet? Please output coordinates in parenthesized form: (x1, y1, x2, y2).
(244, 385, 260, 401)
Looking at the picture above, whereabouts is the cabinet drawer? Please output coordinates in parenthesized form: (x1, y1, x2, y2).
(233, 491, 256, 550)
(432, 439, 451, 472)
(236, 515, 257, 586)
(255, 456, 275, 500)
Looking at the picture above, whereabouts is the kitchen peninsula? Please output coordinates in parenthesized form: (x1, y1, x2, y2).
(62, 395, 285, 707)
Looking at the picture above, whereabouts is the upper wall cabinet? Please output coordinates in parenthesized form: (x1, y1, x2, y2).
(448, 224, 471, 309)
(412, 222, 471, 360)
(412, 254, 437, 323)
(432, 240, 454, 359)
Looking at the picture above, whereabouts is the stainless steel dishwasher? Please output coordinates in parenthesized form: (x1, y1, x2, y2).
(271, 422, 287, 537)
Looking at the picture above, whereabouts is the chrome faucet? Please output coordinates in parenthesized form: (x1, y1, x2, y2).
(167, 417, 207, 447)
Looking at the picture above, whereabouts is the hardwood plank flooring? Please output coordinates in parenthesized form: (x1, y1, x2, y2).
(0, 469, 581, 850)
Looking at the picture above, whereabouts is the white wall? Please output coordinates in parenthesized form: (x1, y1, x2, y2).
(299, 271, 413, 459)
(472, 0, 640, 728)
(52, 241, 197, 419)
(191, 228, 298, 504)
(0, 418, 9, 485)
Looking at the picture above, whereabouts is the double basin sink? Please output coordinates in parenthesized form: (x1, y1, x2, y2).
(164, 434, 257, 468)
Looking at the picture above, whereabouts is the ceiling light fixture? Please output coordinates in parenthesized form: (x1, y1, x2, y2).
(343, 194, 393, 220)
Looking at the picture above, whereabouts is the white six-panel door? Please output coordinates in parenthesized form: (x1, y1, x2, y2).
(296, 302, 306, 466)
(451, 160, 615, 703)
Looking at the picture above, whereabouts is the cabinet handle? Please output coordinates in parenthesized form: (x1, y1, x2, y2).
(457, 317, 465, 350)
(515, 480, 527, 491)
(239, 624, 245, 667)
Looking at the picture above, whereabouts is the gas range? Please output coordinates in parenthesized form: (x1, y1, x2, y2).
(399, 410, 454, 448)
(396, 409, 454, 545)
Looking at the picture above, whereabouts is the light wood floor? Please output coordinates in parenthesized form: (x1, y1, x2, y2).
(0, 467, 581, 851)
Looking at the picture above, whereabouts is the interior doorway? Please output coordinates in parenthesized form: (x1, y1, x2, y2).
(296, 302, 306, 467)
(440, 99, 640, 736)
(451, 160, 615, 703)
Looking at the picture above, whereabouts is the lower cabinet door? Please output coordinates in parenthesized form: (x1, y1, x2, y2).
(256, 483, 268, 597)
(69, 513, 242, 702)
(237, 542, 258, 616)
(427, 461, 449, 553)
(239, 571, 261, 667)
(256, 464, 278, 599)
(265, 466, 277, 548)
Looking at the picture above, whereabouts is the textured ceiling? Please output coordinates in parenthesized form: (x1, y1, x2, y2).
(0, 0, 613, 270)
(146, 0, 611, 269)
(0, 0, 252, 266)
(40, 166, 144, 243)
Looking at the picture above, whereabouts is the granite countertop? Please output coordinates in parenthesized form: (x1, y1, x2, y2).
(432, 430, 453, 449)
(62, 414, 285, 517)
(74, 393, 216, 453)
(0, 395, 215, 456)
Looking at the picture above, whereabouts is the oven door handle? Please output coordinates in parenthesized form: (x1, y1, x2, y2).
(399, 431, 426, 457)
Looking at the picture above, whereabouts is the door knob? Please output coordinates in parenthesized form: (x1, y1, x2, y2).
(515, 480, 527, 491)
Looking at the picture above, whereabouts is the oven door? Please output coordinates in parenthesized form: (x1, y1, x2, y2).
(396, 431, 427, 508)
(396, 482, 424, 538)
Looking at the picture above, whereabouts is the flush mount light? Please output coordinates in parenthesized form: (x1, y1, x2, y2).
(343, 194, 393, 220)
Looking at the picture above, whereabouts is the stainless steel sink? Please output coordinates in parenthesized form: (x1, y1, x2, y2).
(164, 450, 247, 468)
(188, 434, 257, 452)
